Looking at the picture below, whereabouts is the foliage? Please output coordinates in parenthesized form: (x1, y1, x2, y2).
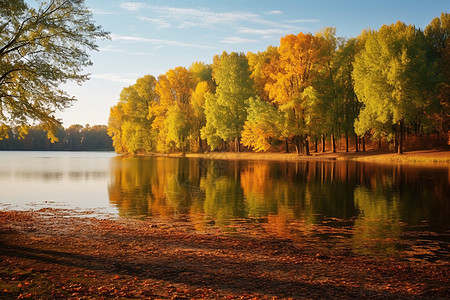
(241, 97, 287, 152)
(201, 52, 255, 152)
(264, 32, 327, 154)
(0, 123, 113, 150)
(108, 13, 449, 155)
(108, 75, 157, 154)
(0, 0, 108, 140)
(353, 22, 440, 153)
(425, 13, 450, 133)
(151, 67, 196, 152)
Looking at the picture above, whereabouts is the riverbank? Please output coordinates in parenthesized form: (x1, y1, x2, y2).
(1, 209, 448, 299)
(154, 149, 450, 164)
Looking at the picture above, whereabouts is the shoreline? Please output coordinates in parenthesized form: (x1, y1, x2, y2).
(1, 209, 449, 299)
(147, 149, 450, 165)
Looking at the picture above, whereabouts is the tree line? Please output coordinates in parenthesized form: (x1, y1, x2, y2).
(0, 124, 113, 151)
(108, 13, 449, 155)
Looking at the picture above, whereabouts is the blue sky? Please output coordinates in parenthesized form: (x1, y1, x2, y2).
(58, 0, 449, 127)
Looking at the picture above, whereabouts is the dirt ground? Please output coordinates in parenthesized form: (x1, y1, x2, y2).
(1, 209, 449, 299)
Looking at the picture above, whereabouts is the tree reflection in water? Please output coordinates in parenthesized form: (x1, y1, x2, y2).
(108, 156, 449, 261)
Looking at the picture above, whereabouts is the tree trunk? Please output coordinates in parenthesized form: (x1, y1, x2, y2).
(322, 133, 326, 152)
(355, 133, 359, 152)
(294, 137, 301, 155)
(394, 126, 399, 153)
(305, 137, 310, 156)
(314, 138, 318, 153)
(198, 135, 203, 153)
(378, 139, 382, 149)
(235, 137, 240, 153)
(362, 135, 365, 152)
(398, 121, 403, 154)
(345, 131, 349, 153)
(285, 139, 289, 153)
(338, 129, 341, 150)
(331, 133, 336, 153)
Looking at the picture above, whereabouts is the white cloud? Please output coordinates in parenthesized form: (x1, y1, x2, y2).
(238, 27, 287, 35)
(110, 34, 217, 50)
(91, 73, 141, 84)
(120, 2, 147, 12)
(127, 5, 294, 32)
(138, 16, 171, 28)
(221, 36, 259, 44)
(285, 19, 320, 23)
(147, 6, 260, 28)
(268, 10, 282, 15)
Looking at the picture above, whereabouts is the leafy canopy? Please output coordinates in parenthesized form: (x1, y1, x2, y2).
(0, 0, 108, 140)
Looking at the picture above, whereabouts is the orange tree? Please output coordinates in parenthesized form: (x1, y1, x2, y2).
(264, 32, 327, 155)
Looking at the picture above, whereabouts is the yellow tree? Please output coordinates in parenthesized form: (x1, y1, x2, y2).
(189, 62, 215, 151)
(151, 67, 196, 152)
(264, 32, 325, 155)
(107, 103, 126, 153)
(247, 46, 278, 102)
(190, 81, 212, 152)
(108, 75, 157, 154)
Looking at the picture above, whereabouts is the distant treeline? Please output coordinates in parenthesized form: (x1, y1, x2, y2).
(0, 124, 113, 151)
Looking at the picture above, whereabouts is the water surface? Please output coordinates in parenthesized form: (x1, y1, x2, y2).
(1, 151, 449, 262)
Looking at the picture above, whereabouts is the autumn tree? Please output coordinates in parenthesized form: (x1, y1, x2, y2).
(201, 52, 254, 152)
(304, 32, 361, 153)
(353, 22, 440, 153)
(241, 97, 289, 152)
(107, 75, 157, 154)
(108, 103, 126, 153)
(333, 38, 361, 152)
(265, 32, 325, 155)
(189, 62, 214, 152)
(0, 0, 108, 141)
(425, 13, 450, 135)
(151, 67, 196, 152)
(190, 81, 211, 152)
(247, 46, 278, 102)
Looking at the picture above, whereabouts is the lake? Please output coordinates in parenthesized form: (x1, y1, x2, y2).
(1, 151, 449, 262)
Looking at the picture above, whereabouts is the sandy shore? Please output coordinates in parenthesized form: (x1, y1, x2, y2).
(153, 149, 450, 165)
(1, 209, 449, 299)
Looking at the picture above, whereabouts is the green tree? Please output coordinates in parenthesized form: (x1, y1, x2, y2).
(165, 103, 190, 152)
(122, 75, 157, 154)
(353, 22, 439, 153)
(241, 97, 289, 152)
(201, 52, 255, 152)
(304, 34, 361, 153)
(65, 124, 83, 150)
(425, 13, 450, 135)
(0, 0, 108, 140)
